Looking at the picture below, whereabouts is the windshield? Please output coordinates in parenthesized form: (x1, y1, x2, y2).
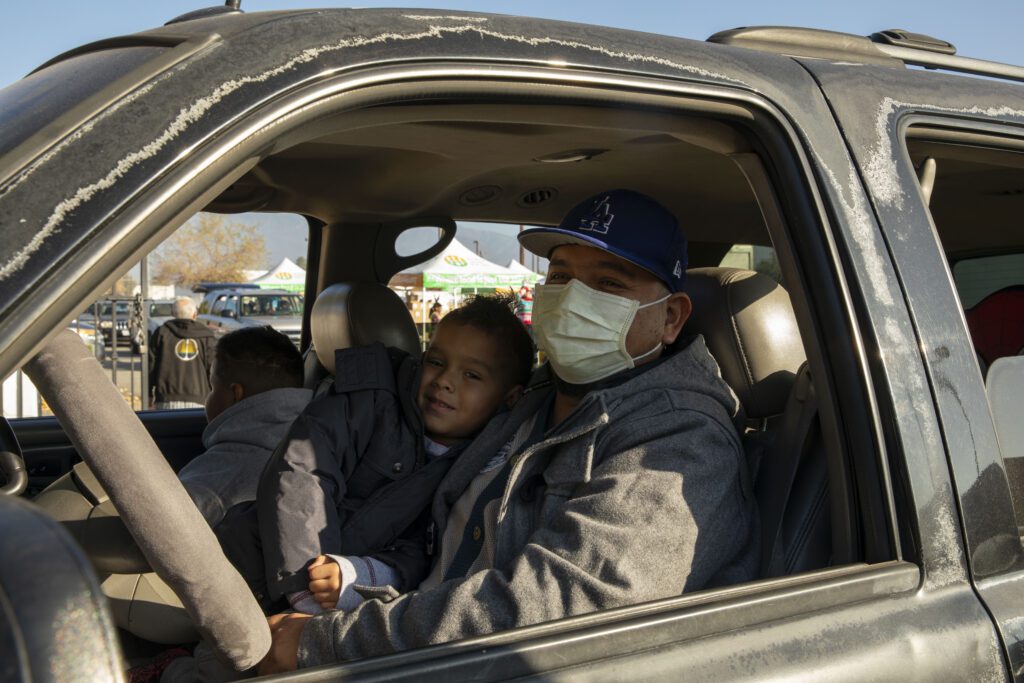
(239, 294, 303, 317)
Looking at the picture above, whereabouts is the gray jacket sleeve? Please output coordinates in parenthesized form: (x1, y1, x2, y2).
(297, 403, 751, 665)
(178, 479, 226, 528)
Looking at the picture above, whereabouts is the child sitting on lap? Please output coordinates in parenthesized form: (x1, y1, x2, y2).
(257, 294, 534, 613)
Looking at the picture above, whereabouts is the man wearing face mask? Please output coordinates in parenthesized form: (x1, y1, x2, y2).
(261, 189, 759, 672)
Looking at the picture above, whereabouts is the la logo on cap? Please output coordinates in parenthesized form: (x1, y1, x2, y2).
(578, 196, 614, 235)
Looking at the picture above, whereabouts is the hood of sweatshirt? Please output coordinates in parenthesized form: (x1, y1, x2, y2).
(202, 387, 312, 451)
(163, 318, 216, 340)
(526, 335, 742, 435)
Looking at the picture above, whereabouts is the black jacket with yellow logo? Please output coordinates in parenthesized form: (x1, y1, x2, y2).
(148, 318, 216, 405)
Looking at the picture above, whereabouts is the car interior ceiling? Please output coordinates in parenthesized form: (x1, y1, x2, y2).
(207, 103, 770, 253)
(907, 138, 1024, 255)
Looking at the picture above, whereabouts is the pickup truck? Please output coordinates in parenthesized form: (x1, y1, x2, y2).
(195, 287, 304, 347)
(1, 8, 1023, 682)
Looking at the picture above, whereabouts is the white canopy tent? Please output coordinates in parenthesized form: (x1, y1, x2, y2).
(390, 240, 541, 342)
(249, 257, 306, 292)
(390, 239, 539, 291)
(506, 259, 541, 278)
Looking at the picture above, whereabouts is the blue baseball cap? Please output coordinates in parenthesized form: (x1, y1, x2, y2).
(518, 190, 688, 292)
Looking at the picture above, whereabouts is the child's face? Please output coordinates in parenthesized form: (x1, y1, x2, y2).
(417, 320, 522, 445)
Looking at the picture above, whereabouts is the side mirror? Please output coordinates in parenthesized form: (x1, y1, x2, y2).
(222, 310, 237, 319)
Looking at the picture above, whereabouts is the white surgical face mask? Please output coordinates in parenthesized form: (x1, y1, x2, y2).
(533, 279, 671, 385)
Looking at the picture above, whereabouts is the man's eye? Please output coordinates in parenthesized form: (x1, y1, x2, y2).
(547, 272, 569, 282)
(465, 372, 481, 381)
(427, 358, 443, 367)
(599, 278, 625, 289)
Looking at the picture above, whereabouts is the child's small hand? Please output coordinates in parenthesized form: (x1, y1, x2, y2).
(308, 555, 342, 610)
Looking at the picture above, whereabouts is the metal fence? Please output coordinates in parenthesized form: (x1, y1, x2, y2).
(2, 297, 150, 419)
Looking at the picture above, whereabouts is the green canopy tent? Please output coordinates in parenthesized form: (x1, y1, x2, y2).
(389, 239, 541, 344)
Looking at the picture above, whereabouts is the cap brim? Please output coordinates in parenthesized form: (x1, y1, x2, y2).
(518, 227, 611, 260)
(518, 227, 670, 288)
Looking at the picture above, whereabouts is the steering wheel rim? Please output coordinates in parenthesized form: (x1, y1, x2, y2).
(0, 416, 28, 497)
(24, 330, 269, 670)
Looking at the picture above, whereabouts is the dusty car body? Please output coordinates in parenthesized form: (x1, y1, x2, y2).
(0, 7, 1023, 682)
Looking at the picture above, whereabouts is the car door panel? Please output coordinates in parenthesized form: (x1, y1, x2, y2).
(14, 410, 206, 495)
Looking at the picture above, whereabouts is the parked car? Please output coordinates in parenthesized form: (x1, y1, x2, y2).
(139, 299, 177, 352)
(1, 8, 1023, 681)
(76, 299, 137, 350)
(196, 288, 303, 346)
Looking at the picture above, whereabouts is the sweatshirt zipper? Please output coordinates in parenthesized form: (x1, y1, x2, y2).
(495, 411, 609, 529)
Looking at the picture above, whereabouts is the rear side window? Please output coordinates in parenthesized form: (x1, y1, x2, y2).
(954, 253, 1024, 309)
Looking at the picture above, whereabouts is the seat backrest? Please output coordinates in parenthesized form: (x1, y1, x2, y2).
(986, 356, 1024, 528)
(683, 267, 829, 577)
(966, 285, 1024, 367)
(0, 493, 126, 682)
(304, 283, 420, 390)
(683, 267, 805, 421)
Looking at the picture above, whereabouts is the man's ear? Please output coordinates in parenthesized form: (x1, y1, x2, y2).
(662, 292, 692, 345)
(504, 384, 524, 408)
(231, 382, 246, 403)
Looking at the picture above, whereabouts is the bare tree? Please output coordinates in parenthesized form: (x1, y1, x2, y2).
(152, 214, 267, 287)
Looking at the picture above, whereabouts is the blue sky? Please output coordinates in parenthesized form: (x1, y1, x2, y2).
(4, 0, 1022, 87)
(4, 1, 1022, 266)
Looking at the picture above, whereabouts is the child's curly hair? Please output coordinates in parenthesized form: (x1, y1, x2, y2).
(441, 293, 535, 385)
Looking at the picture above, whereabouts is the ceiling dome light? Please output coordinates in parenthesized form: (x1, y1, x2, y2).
(534, 148, 607, 163)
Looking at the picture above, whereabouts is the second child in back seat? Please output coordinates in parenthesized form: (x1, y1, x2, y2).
(258, 294, 534, 614)
(177, 325, 312, 526)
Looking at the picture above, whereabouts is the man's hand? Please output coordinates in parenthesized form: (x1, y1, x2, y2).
(308, 554, 342, 610)
(258, 612, 313, 675)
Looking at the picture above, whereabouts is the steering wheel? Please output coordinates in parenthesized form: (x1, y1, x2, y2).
(0, 416, 28, 497)
(24, 330, 269, 670)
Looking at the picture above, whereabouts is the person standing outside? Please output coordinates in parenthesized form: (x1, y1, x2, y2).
(515, 284, 534, 332)
(149, 296, 216, 409)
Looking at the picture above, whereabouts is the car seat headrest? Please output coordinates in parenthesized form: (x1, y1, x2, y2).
(965, 285, 1024, 367)
(309, 283, 420, 375)
(683, 267, 806, 419)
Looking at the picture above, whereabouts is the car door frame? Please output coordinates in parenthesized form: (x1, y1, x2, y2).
(801, 57, 1024, 680)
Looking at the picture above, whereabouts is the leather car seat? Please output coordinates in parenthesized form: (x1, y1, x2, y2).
(304, 282, 421, 392)
(0, 493, 125, 682)
(683, 267, 830, 577)
(965, 285, 1024, 370)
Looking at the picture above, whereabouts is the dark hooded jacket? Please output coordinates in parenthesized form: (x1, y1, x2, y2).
(148, 318, 216, 404)
(255, 342, 462, 603)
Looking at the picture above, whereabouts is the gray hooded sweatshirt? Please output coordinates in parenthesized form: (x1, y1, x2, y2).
(297, 336, 759, 665)
(178, 387, 311, 527)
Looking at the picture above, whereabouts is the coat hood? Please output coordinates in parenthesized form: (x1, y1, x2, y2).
(163, 318, 216, 340)
(202, 387, 312, 451)
(535, 334, 743, 432)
